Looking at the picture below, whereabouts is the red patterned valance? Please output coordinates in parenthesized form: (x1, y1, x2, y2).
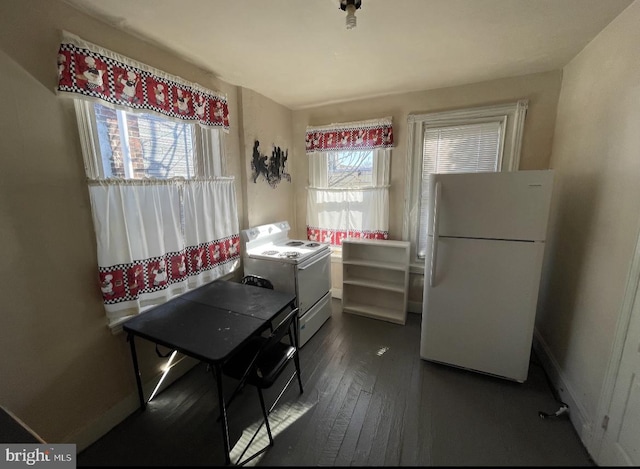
(307, 226, 388, 246)
(56, 31, 229, 132)
(305, 117, 393, 153)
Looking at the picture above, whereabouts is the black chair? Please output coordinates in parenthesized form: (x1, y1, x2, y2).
(241, 274, 276, 332)
(241, 274, 274, 290)
(222, 307, 303, 465)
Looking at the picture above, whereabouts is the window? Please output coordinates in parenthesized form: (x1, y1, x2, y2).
(327, 150, 373, 187)
(58, 32, 237, 328)
(76, 100, 224, 180)
(305, 117, 393, 248)
(307, 148, 390, 247)
(403, 100, 528, 266)
(74, 100, 236, 328)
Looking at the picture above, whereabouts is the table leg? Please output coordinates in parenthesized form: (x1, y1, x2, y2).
(127, 333, 146, 411)
(212, 363, 231, 465)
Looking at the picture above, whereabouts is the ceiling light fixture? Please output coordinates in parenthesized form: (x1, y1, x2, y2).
(340, 0, 362, 30)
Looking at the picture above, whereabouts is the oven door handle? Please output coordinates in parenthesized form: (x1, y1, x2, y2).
(298, 250, 331, 270)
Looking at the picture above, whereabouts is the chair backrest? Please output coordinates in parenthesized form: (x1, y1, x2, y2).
(237, 308, 299, 386)
(263, 307, 299, 352)
(241, 274, 274, 290)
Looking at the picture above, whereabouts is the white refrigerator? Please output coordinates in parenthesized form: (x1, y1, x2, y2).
(420, 170, 554, 383)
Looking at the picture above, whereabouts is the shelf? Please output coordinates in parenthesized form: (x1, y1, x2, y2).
(342, 277, 405, 293)
(342, 258, 407, 271)
(342, 302, 406, 325)
(341, 238, 410, 325)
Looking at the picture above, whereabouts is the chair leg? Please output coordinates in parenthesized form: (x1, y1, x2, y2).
(257, 388, 274, 447)
(288, 326, 304, 394)
(294, 352, 304, 394)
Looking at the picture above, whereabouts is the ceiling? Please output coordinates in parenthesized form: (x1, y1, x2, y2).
(62, 0, 632, 110)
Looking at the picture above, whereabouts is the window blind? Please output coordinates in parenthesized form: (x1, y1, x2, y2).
(417, 121, 501, 256)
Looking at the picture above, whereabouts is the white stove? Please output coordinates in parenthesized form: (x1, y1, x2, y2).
(241, 221, 332, 347)
(247, 240, 328, 263)
(242, 221, 330, 262)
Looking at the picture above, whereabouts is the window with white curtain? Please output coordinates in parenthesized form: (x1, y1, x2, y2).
(307, 148, 390, 248)
(75, 99, 237, 329)
(58, 31, 239, 329)
(403, 100, 528, 266)
(305, 117, 394, 249)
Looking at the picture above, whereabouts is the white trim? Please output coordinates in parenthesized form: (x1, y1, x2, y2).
(507, 100, 528, 171)
(75, 99, 226, 181)
(590, 221, 640, 462)
(74, 100, 102, 178)
(532, 330, 595, 457)
(306, 116, 392, 133)
(407, 101, 527, 124)
(116, 110, 134, 178)
(402, 99, 528, 265)
(201, 127, 225, 177)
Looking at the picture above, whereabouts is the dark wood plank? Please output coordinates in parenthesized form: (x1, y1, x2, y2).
(78, 298, 595, 467)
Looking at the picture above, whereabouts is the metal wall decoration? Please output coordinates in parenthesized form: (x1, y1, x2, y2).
(251, 140, 291, 188)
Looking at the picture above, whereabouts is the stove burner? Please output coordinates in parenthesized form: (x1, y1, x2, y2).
(306, 242, 321, 248)
(280, 251, 300, 259)
(261, 250, 278, 256)
(286, 241, 305, 247)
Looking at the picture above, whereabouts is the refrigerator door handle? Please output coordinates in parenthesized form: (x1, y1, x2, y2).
(430, 181, 441, 287)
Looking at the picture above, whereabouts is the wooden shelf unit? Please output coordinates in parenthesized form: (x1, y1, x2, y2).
(341, 238, 410, 325)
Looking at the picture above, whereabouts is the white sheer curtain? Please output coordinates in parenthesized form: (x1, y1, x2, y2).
(89, 178, 239, 326)
(306, 149, 390, 245)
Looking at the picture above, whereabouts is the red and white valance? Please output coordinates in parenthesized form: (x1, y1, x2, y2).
(305, 117, 393, 153)
(56, 31, 229, 132)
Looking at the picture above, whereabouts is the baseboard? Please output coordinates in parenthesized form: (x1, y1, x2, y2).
(532, 330, 595, 459)
(64, 355, 198, 452)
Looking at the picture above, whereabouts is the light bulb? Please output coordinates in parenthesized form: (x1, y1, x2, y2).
(345, 3, 357, 29)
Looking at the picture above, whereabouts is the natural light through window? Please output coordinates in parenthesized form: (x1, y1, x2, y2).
(403, 100, 528, 265)
(93, 102, 196, 179)
(148, 350, 179, 402)
(328, 150, 373, 188)
(229, 400, 314, 466)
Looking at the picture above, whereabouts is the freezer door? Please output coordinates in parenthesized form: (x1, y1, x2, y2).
(427, 170, 554, 241)
(421, 237, 545, 382)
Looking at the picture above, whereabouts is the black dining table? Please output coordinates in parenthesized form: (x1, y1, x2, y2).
(122, 279, 296, 465)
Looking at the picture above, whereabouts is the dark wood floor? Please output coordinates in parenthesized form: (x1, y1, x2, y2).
(78, 299, 594, 466)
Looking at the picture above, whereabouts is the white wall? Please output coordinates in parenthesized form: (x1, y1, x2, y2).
(536, 0, 640, 456)
(0, 0, 296, 449)
(3, 0, 637, 458)
(292, 71, 563, 305)
(238, 88, 295, 229)
(0, 0, 242, 447)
